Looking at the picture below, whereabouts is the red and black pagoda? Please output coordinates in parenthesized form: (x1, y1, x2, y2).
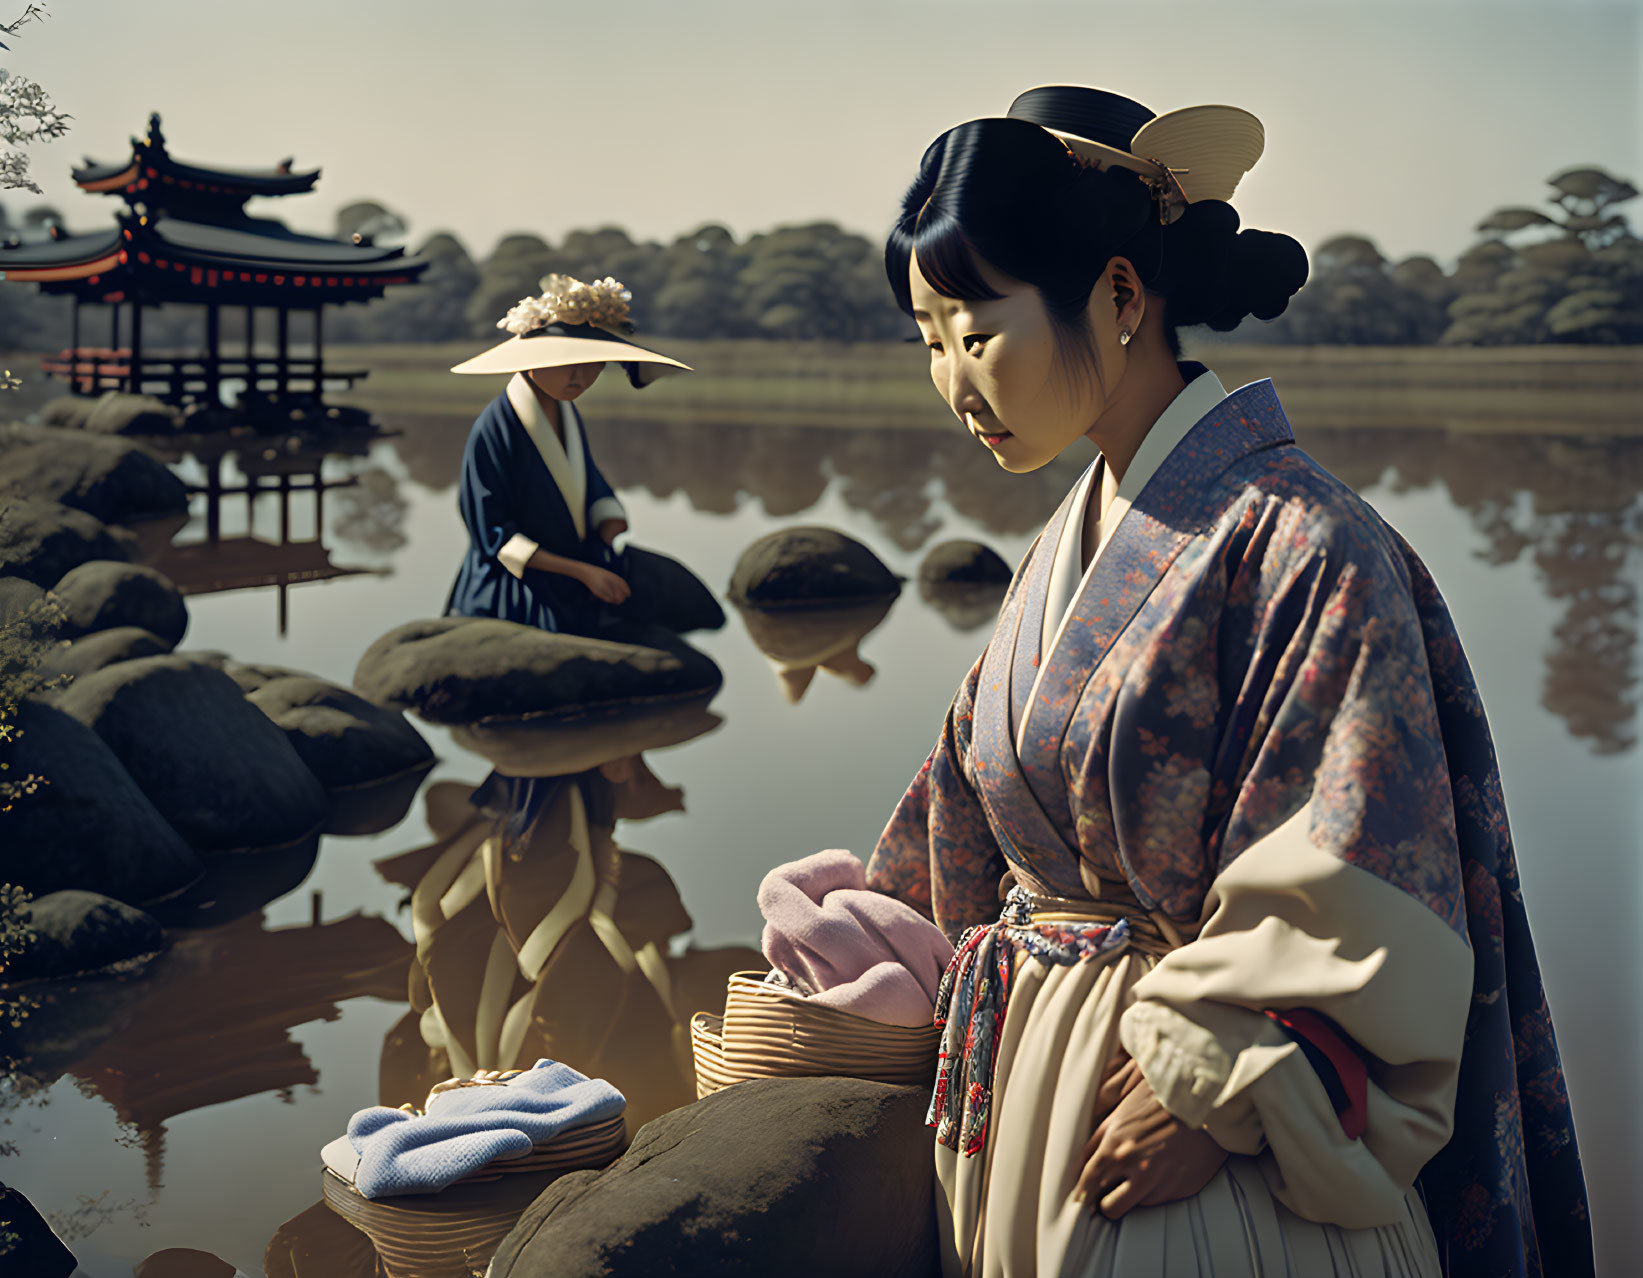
(0, 113, 426, 418)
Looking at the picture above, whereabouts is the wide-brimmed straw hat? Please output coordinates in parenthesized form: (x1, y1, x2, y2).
(690, 971, 940, 1099)
(1007, 85, 1265, 223)
(451, 272, 692, 388)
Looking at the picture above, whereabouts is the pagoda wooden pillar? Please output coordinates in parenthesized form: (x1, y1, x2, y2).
(109, 303, 121, 394)
(276, 307, 289, 398)
(70, 298, 81, 393)
(313, 306, 325, 397)
(128, 300, 144, 397)
(245, 305, 256, 394)
(206, 303, 220, 404)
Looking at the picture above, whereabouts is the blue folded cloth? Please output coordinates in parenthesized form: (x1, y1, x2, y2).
(339, 1059, 625, 1198)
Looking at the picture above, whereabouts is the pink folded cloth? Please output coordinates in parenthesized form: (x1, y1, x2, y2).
(757, 849, 955, 1028)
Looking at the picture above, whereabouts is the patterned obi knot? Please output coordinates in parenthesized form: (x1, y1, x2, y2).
(927, 884, 1181, 1157)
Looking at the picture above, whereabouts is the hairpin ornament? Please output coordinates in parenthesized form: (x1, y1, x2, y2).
(1137, 157, 1192, 226)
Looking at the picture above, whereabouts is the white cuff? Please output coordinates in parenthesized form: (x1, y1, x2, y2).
(498, 532, 539, 579)
(588, 497, 627, 531)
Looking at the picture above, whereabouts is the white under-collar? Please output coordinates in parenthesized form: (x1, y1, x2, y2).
(1093, 367, 1229, 562)
(507, 372, 588, 538)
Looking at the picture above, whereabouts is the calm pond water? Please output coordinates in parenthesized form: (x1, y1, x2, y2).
(4, 390, 1640, 1277)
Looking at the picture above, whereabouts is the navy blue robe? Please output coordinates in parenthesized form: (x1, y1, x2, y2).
(443, 390, 624, 637)
(444, 388, 628, 833)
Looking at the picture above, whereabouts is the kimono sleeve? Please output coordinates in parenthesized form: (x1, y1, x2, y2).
(1116, 518, 1474, 1230)
(458, 410, 538, 579)
(866, 649, 1009, 944)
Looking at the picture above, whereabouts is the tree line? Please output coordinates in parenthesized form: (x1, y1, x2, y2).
(1230, 166, 1641, 345)
(0, 165, 1637, 350)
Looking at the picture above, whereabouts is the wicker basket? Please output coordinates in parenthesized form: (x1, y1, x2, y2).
(690, 971, 939, 1097)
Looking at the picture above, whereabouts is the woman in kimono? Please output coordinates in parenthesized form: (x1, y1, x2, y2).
(443, 273, 691, 636)
(442, 273, 691, 832)
(866, 87, 1592, 1278)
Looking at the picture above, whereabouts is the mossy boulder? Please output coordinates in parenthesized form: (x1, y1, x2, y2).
(246, 676, 437, 835)
(0, 497, 133, 589)
(0, 422, 188, 523)
(918, 539, 1012, 585)
(53, 654, 329, 854)
(728, 526, 901, 610)
(0, 1184, 77, 1278)
(3, 890, 165, 983)
(0, 698, 203, 905)
(246, 676, 434, 789)
(0, 574, 46, 625)
(41, 391, 184, 436)
(50, 560, 188, 646)
(35, 625, 173, 683)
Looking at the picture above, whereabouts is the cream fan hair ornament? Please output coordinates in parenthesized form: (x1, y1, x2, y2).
(1007, 86, 1265, 225)
(450, 272, 693, 386)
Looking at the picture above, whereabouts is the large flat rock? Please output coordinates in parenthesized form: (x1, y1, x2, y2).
(354, 616, 722, 726)
(490, 1077, 939, 1278)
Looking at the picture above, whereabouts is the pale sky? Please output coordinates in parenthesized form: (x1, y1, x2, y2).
(6, 0, 1639, 268)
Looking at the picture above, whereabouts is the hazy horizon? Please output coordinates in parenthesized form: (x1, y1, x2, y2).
(3, 0, 1639, 269)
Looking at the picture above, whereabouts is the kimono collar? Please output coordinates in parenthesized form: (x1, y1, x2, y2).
(973, 377, 1297, 897)
(1102, 365, 1230, 549)
(1044, 365, 1230, 662)
(507, 373, 589, 539)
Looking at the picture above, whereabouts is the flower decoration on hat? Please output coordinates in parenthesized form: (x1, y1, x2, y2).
(499, 273, 635, 337)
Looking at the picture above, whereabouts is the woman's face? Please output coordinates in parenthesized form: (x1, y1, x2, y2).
(910, 249, 1109, 473)
(526, 361, 605, 401)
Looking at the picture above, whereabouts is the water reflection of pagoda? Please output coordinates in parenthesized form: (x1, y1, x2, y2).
(0, 112, 426, 419)
(130, 431, 391, 636)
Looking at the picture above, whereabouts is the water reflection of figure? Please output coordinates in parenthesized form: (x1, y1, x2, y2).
(865, 91, 1591, 1277)
(374, 704, 760, 1136)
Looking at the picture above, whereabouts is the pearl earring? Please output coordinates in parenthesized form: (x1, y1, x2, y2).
(1118, 329, 1132, 346)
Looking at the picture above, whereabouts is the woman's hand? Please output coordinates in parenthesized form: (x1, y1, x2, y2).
(1074, 1047, 1228, 1219)
(597, 517, 628, 546)
(577, 563, 631, 605)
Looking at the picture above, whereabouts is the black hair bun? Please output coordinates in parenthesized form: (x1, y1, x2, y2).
(1161, 199, 1309, 331)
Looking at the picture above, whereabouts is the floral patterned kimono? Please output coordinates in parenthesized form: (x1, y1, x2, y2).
(866, 371, 1592, 1278)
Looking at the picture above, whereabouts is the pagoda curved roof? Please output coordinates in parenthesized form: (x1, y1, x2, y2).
(0, 229, 121, 267)
(150, 214, 414, 267)
(73, 153, 320, 197)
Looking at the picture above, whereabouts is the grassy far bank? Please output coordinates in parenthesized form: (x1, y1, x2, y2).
(0, 341, 1636, 435)
(327, 340, 1643, 436)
